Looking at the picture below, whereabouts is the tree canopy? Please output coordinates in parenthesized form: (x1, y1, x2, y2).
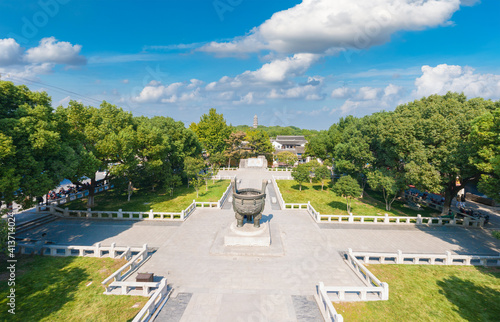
(190, 108, 231, 156)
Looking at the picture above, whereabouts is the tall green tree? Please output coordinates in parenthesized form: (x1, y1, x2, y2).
(190, 108, 231, 155)
(332, 175, 362, 213)
(469, 106, 500, 202)
(184, 156, 205, 188)
(224, 131, 246, 167)
(305, 130, 332, 160)
(57, 100, 137, 207)
(315, 165, 330, 191)
(0, 81, 76, 208)
(291, 164, 309, 191)
(245, 130, 274, 156)
(276, 151, 298, 167)
(367, 169, 404, 211)
(380, 93, 496, 214)
(304, 160, 322, 184)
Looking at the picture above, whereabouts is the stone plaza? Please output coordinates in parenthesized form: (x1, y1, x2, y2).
(16, 167, 500, 321)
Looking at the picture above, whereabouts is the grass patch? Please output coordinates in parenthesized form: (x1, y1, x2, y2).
(335, 265, 500, 321)
(277, 180, 434, 217)
(492, 231, 500, 240)
(0, 255, 148, 321)
(64, 180, 230, 212)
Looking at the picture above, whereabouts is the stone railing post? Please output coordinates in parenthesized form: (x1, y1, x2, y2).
(118, 209, 123, 219)
(384, 214, 389, 224)
(446, 251, 452, 265)
(86, 208, 92, 218)
(64, 207, 69, 217)
(397, 250, 403, 264)
(180, 209, 185, 220)
(416, 214, 422, 225)
(110, 242, 116, 258)
(149, 209, 153, 219)
(464, 217, 470, 226)
(479, 217, 485, 227)
(381, 282, 389, 300)
(95, 243, 101, 257)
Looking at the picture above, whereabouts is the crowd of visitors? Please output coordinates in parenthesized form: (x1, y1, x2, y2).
(406, 188, 490, 224)
(44, 180, 108, 203)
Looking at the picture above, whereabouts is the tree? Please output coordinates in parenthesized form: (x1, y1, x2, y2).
(165, 175, 182, 197)
(332, 175, 362, 213)
(190, 108, 231, 155)
(57, 100, 137, 207)
(245, 130, 274, 156)
(114, 116, 201, 197)
(224, 131, 246, 167)
(469, 106, 500, 202)
(315, 165, 330, 191)
(184, 156, 205, 188)
(189, 177, 204, 198)
(291, 164, 309, 191)
(367, 169, 404, 211)
(379, 93, 496, 214)
(332, 118, 374, 195)
(305, 130, 332, 160)
(209, 151, 226, 168)
(304, 160, 322, 184)
(0, 81, 77, 208)
(276, 151, 298, 167)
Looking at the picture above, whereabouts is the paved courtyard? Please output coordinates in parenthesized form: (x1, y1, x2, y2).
(17, 168, 500, 321)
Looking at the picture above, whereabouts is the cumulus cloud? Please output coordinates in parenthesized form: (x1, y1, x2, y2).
(0, 38, 22, 66)
(0, 37, 87, 80)
(334, 84, 405, 115)
(268, 76, 325, 100)
(25, 37, 86, 65)
(202, 0, 463, 55)
(331, 86, 357, 99)
(414, 64, 500, 99)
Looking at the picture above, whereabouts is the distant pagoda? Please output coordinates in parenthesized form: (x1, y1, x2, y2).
(253, 114, 258, 128)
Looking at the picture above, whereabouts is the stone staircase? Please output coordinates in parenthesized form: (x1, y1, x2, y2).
(15, 214, 59, 234)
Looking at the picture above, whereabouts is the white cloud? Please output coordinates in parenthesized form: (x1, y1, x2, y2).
(414, 64, 500, 99)
(25, 37, 86, 65)
(331, 86, 357, 99)
(357, 87, 381, 100)
(133, 82, 183, 103)
(268, 76, 324, 100)
(334, 84, 405, 115)
(249, 53, 319, 83)
(122, 79, 129, 84)
(202, 0, 463, 55)
(0, 38, 22, 66)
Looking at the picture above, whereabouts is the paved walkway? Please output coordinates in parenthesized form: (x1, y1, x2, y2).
(15, 167, 500, 321)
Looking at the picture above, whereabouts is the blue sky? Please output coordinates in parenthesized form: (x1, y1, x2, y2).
(1, 0, 499, 129)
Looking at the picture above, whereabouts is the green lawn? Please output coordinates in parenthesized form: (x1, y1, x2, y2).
(277, 180, 438, 217)
(0, 255, 148, 321)
(64, 180, 230, 212)
(335, 265, 500, 321)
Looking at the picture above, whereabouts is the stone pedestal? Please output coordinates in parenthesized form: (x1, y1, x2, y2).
(224, 221, 271, 247)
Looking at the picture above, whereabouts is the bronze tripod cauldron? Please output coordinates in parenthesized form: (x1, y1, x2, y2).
(231, 178, 268, 228)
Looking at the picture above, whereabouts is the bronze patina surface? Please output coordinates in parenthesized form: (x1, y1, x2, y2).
(231, 179, 268, 228)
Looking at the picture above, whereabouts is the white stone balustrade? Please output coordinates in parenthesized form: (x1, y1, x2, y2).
(102, 244, 150, 292)
(352, 250, 500, 266)
(16, 242, 145, 258)
(317, 282, 344, 321)
(132, 278, 170, 322)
